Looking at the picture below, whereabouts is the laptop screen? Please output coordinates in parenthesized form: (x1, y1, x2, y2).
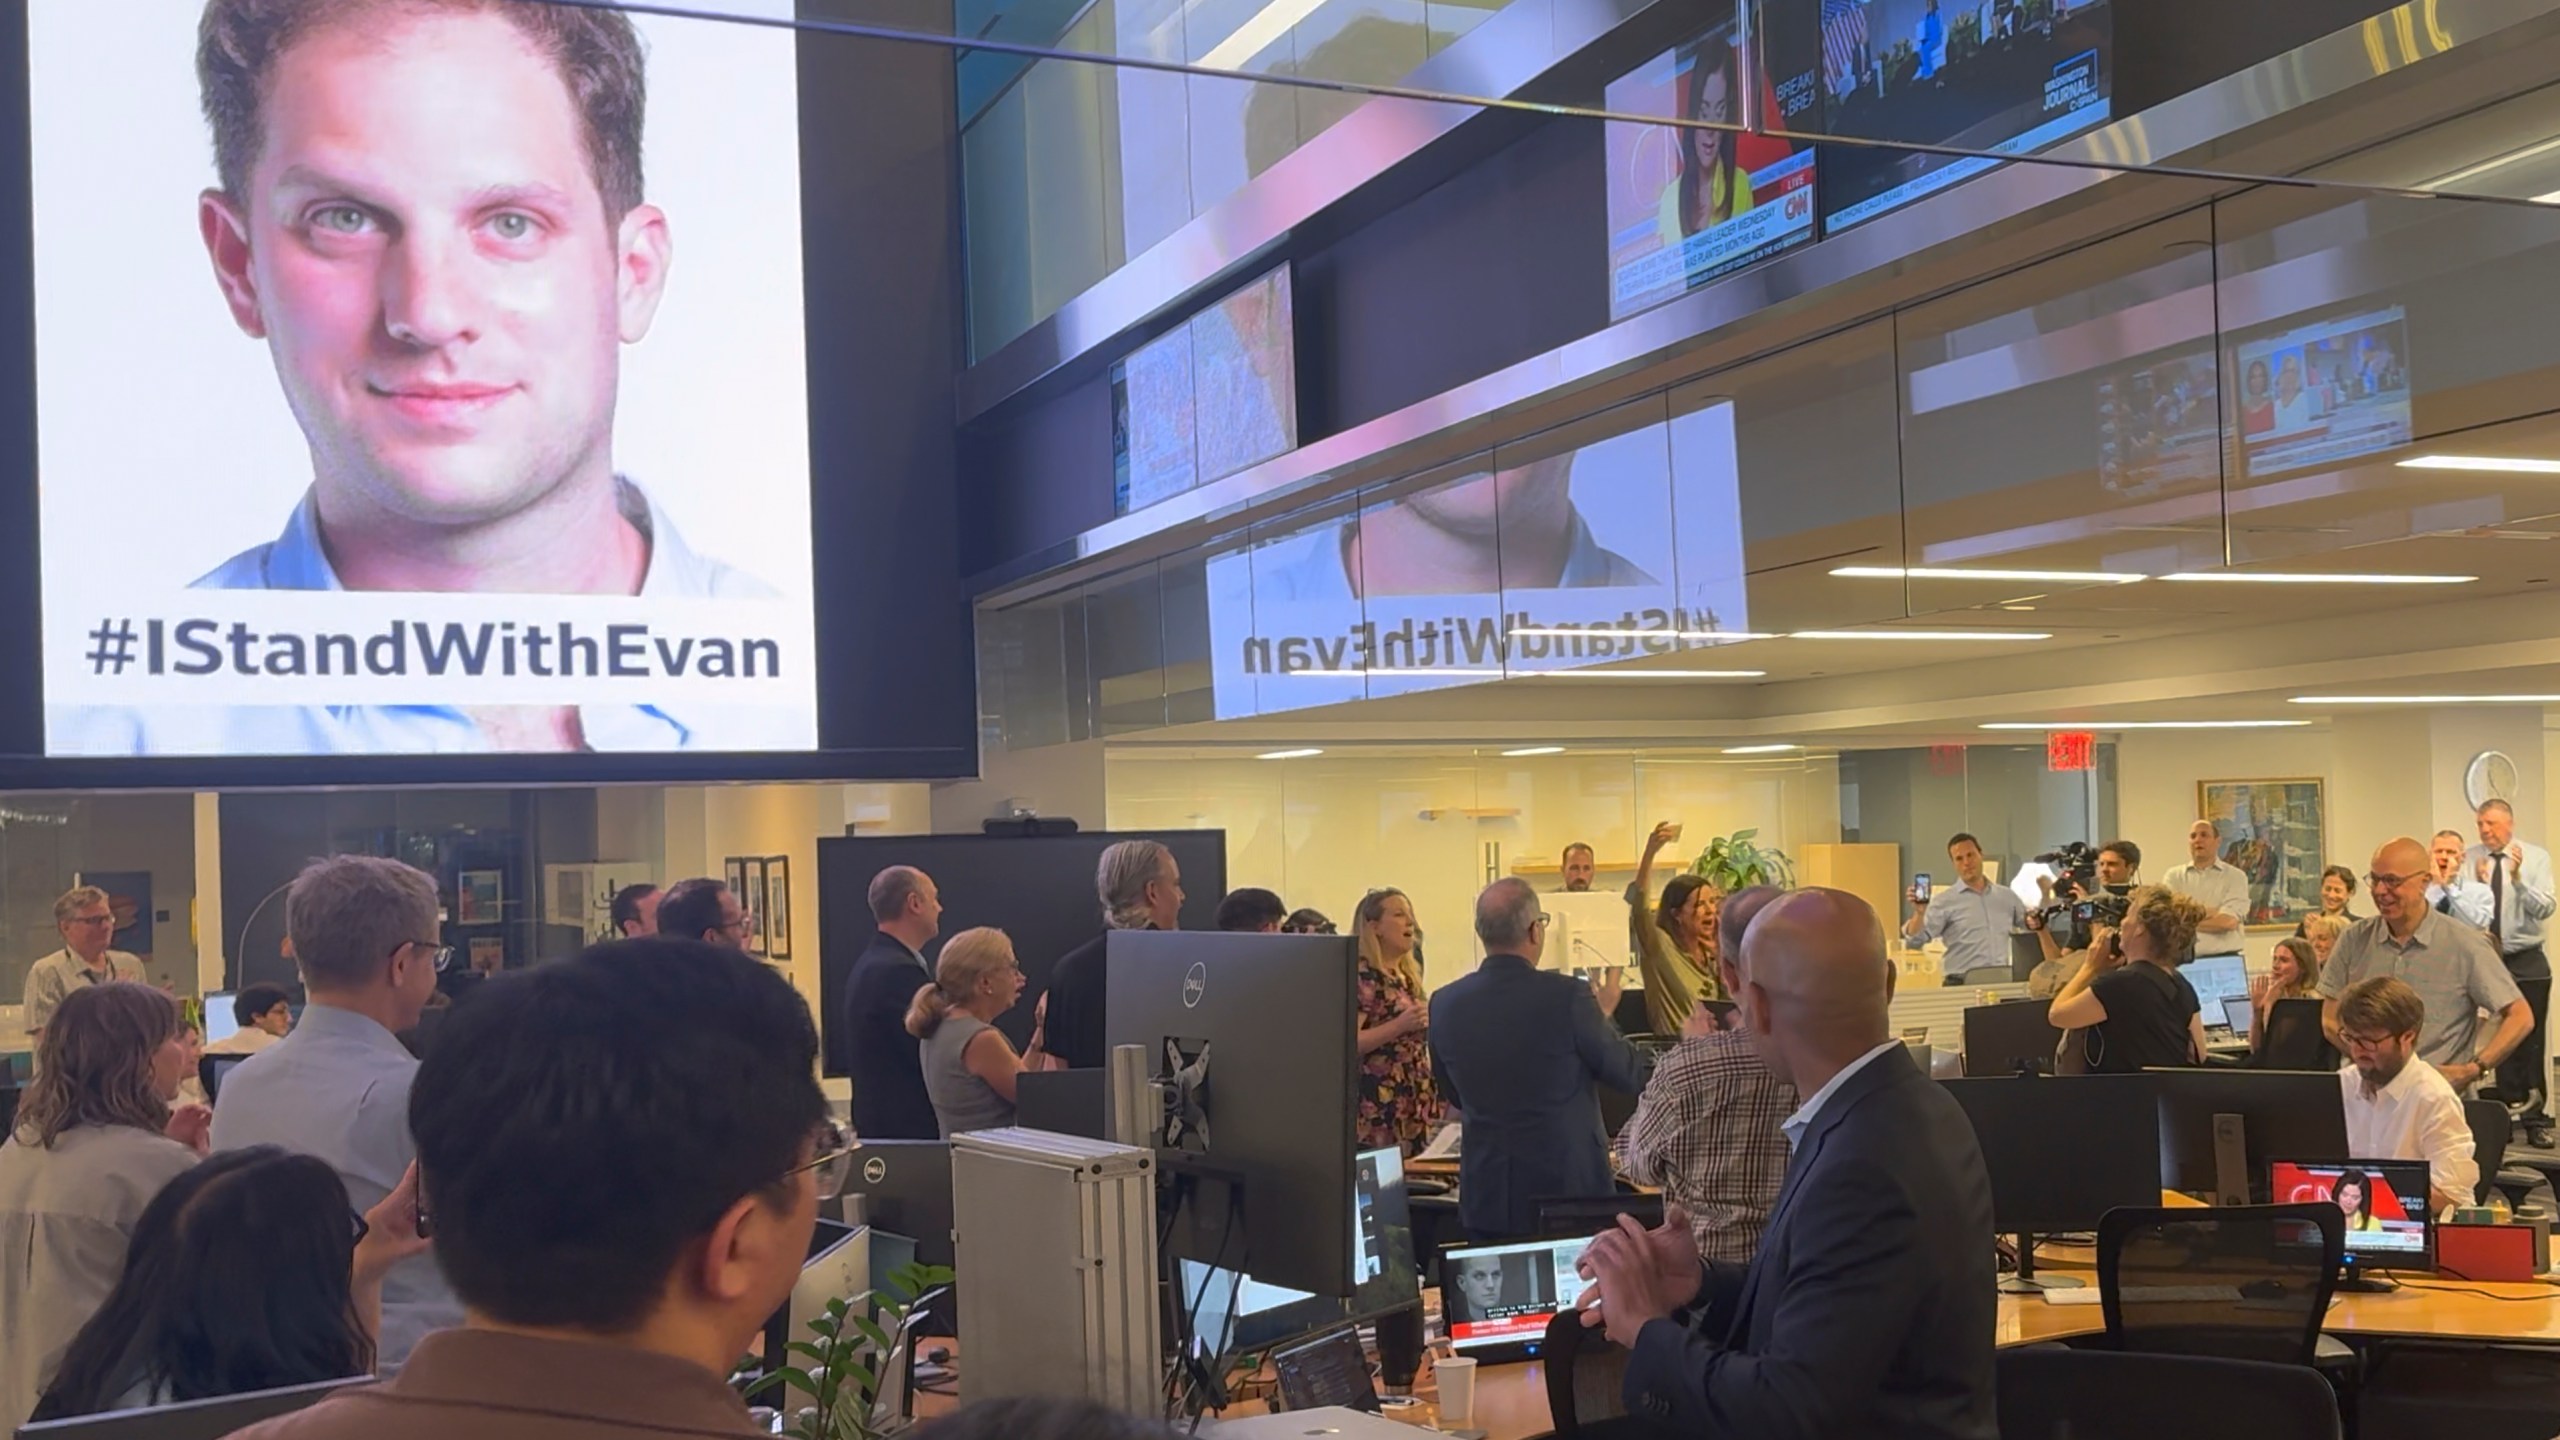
(1439, 1236, 1589, 1354)
(2184, 954, 2250, 1019)
(2271, 1158, 2432, 1260)
(2221, 995, 2254, 1037)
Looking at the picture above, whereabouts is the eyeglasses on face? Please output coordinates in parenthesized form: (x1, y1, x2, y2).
(779, 1119, 855, 1201)
(2364, 873, 2424, 892)
(64, 913, 115, 928)
(387, 940, 455, 972)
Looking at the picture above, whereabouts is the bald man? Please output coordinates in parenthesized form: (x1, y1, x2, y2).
(1577, 888, 1997, 1440)
(844, 866, 945, 1139)
(2319, 837, 2528, 1093)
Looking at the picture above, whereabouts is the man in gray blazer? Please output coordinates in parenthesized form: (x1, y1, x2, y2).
(1430, 878, 1654, 1240)
(1575, 888, 1997, 1440)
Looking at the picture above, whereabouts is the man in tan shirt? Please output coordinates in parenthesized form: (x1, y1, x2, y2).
(229, 933, 837, 1440)
(22, 886, 145, 1047)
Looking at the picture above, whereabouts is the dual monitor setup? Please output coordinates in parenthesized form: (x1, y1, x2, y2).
(1945, 1069, 2428, 1294)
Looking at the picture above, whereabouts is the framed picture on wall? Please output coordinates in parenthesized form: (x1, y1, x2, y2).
(457, 870, 505, 924)
(724, 855, 752, 911)
(745, 856, 771, 956)
(763, 856, 792, 961)
(2197, 778, 2327, 928)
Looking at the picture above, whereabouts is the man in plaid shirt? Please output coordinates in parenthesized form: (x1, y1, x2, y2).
(1620, 887, 1797, 1265)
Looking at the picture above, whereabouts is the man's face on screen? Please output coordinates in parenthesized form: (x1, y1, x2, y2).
(1398, 456, 1574, 544)
(201, 9, 667, 530)
(1455, 1258, 1504, 1312)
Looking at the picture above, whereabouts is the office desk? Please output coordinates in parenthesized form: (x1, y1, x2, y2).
(1997, 1248, 2560, 1346)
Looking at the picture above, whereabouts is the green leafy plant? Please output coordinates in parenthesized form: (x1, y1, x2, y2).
(745, 1261, 954, 1440)
(1690, 828, 1796, 892)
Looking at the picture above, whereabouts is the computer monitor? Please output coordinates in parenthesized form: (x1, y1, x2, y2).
(202, 991, 238, 1046)
(841, 1140, 955, 1268)
(2150, 1069, 2350, 1205)
(1437, 1236, 1589, 1364)
(2222, 995, 2255, 1039)
(197, 1054, 249, 1107)
(1107, 930, 1358, 1295)
(1961, 999, 2065, 1078)
(1539, 890, 1630, 972)
(15, 1376, 368, 1440)
(2185, 955, 2251, 1024)
(2271, 1158, 2434, 1279)
(1180, 1146, 1417, 1361)
(1016, 1069, 1108, 1139)
(2008, 932, 2046, 983)
(1941, 1074, 2160, 1292)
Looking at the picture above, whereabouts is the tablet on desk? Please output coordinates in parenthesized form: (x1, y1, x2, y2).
(1438, 1236, 1591, 1364)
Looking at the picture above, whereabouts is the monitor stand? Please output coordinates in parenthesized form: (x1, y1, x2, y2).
(1998, 1232, 2087, 1294)
(2335, 1254, 2398, 1294)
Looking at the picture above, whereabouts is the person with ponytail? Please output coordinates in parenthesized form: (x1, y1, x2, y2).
(907, 929, 1041, 1138)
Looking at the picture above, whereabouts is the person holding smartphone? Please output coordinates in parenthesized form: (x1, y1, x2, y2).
(1899, 834, 2028, 983)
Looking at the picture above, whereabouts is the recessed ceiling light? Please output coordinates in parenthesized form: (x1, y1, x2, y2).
(1500, 745, 1566, 757)
(1830, 566, 2145, 584)
(1506, 626, 1773, 642)
(1788, 630, 2052, 641)
(1723, 743, 1802, 753)
(2160, 572, 2475, 585)
(1257, 748, 1324, 760)
(2398, 455, 2560, 475)
(2291, 694, 2560, 705)
(1978, 721, 2312, 731)
(1528, 669, 1767, 679)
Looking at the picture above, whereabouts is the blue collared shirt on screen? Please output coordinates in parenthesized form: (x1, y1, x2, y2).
(51, 478, 790, 756)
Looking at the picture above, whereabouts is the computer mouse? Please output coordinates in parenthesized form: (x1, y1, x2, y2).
(925, 1345, 953, 1365)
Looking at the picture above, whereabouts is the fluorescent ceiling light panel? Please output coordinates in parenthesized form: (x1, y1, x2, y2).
(1788, 630, 2052, 641)
(1829, 566, 2145, 584)
(1256, 748, 1324, 760)
(1500, 746, 1566, 757)
(1723, 743, 1802, 753)
(1506, 626, 1772, 641)
(1977, 721, 2311, 731)
(2292, 694, 2560, 705)
(1195, 0, 1332, 70)
(2397, 455, 2560, 475)
(2160, 572, 2474, 585)
(1530, 669, 1766, 679)
(1282, 668, 1507, 678)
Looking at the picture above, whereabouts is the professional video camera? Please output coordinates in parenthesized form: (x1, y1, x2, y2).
(2031, 842, 2131, 952)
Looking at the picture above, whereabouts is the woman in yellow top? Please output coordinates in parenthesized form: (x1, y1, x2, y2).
(2334, 1169, 2386, 1232)
(1630, 821, 1723, 1036)
(1653, 42, 1753, 248)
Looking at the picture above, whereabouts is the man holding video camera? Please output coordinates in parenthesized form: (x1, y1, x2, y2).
(2025, 840, 2140, 978)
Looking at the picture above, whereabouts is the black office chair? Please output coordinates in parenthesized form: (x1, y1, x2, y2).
(197, 1054, 250, 1107)
(2097, 1204, 2343, 1367)
(2468, 1098, 2530, 1210)
(2254, 1000, 2337, 1072)
(1997, 1348, 2341, 1440)
(1537, 1310, 1668, 1440)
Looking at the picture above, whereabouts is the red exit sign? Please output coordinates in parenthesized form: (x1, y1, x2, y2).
(2047, 731, 2097, 772)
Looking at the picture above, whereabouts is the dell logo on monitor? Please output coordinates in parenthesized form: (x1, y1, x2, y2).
(1182, 961, 1208, 1009)
(862, 1156, 887, 1186)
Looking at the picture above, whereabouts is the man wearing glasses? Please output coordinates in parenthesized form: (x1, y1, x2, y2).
(211, 854, 460, 1367)
(21, 886, 147, 1049)
(2318, 837, 2531, 1095)
(655, 877, 756, 952)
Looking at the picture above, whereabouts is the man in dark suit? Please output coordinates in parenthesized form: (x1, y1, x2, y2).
(1430, 877, 1652, 1240)
(844, 866, 944, 1139)
(1576, 888, 1996, 1440)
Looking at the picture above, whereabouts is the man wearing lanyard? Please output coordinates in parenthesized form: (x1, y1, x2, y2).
(1901, 833, 2028, 981)
(2468, 800, 2556, 1146)
(22, 885, 147, 1050)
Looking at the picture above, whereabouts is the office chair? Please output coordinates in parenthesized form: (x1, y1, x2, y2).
(2253, 1000, 2336, 1072)
(1996, 1348, 2341, 1440)
(1536, 1310, 1661, 1440)
(2466, 1098, 2530, 1210)
(2097, 1204, 2343, 1367)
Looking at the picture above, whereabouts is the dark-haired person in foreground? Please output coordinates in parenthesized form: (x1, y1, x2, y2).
(227, 938, 843, 1440)
(30, 1147, 426, 1421)
(1577, 889, 1996, 1440)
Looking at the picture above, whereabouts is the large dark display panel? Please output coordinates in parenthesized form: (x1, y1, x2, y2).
(0, 0, 973, 787)
(814, 829, 1229, 1073)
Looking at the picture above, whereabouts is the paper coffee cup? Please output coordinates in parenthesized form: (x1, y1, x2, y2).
(1436, 1356, 1477, 1428)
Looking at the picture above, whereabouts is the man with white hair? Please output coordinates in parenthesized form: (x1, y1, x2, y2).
(2468, 800, 2556, 1144)
(1044, 841, 1184, 1070)
(22, 886, 146, 1050)
(1429, 877, 1652, 1240)
(211, 854, 459, 1367)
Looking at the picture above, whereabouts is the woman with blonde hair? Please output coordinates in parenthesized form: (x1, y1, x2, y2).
(0, 983, 208, 1430)
(907, 928, 1040, 1138)
(2049, 886, 2212, 1074)
(2298, 912, 2348, 973)
(1352, 889, 1439, 1153)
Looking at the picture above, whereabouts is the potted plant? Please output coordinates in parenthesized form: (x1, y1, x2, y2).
(745, 1261, 955, 1440)
(1690, 829, 1796, 892)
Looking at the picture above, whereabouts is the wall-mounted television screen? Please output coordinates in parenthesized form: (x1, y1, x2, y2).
(1113, 265, 1297, 515)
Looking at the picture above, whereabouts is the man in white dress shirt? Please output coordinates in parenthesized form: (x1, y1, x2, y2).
(2467, 800, 2555, 1145)
(2336, 976, 2478, 1213)
(2428, 830, 2496, 929)
(2162, 821, 2250, 958)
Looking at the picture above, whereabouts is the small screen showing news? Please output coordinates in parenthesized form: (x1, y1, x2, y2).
(1764, 0, 2114, 232)
(1442, 1238, 1591, 1351)
(1602, 15, 1817, 322)
(2272, 1160, 2431, 1256)
(2230, 306, 2412, 481)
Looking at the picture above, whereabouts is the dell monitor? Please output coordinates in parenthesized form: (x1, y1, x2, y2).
(1107, 929, 1359, 1295)
(841, 1140, 954, 1267)
(1961, 999, 2066, 1078)
(2151, 1069, 2350, 1205)
(1942, 1074, 2160, 1292)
